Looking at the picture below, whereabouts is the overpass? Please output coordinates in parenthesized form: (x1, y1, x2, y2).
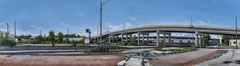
(99, 25, 240, 47)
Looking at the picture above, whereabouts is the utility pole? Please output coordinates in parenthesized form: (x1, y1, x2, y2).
(6, 23, 9, 32)
(100, 1, 103, 43)
(14, 21, 16, 39)
(99, 0, 109, 44)
(236, 16, 238, 49)
(191, 15, 192, 25)
(40, 30, 42, 36)
(107, 24, 109, 33)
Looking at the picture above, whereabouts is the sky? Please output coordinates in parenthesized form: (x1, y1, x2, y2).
(0, 0, 239, 37)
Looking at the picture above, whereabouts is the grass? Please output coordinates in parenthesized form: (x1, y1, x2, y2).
(109, 49, 128, 52)
(85, 48, 128, 55)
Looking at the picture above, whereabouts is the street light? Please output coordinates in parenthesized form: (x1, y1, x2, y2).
(99, 0, 110, 44)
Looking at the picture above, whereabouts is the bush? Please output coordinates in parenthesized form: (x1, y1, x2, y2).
(0, 38, 16, 46)
(89, 45, 110, 52)
(28, 39, 39, 44)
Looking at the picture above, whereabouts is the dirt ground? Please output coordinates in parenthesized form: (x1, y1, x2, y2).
(149, 49, 228, 66)
(0, 55, 127, 66)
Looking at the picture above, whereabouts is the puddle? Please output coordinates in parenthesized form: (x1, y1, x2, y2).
(223, 61, 233, 64)
(235, 60, 240, 64)
(9, 55, 31, 58)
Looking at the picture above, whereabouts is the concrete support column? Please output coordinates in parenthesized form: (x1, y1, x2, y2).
(115, 36, 117, 43)
(112, 36, 114, 43)
(202, 35, 205, 47)
(147, 34, 149, 44)
(142, 35, 145, 44)
(129, 34, 132, 44)
(168, 34, 171, 44)
(195, 34, 199, 47)
(112, 36, 115, 43)
(109, 35, 111, 43)
(121, 33, 123, 44)
(138, 32, 140, 45)
(199, 35, 202, 48)
(126, 35, 128, 43)
(116, 35, 119, 42)
(163, 34, 166, 47)
(157, 33, 160, 47)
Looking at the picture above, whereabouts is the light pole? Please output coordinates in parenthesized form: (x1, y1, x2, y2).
(99, 0, 109, 44)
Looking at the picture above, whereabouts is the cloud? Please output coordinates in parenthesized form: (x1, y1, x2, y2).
(31, 25, 43, 30)
(107, 22, 132, 32)
(108, 24, 120, 31)
(128, 16, 136, 20)
(196, 20, 211, 25)
(58, 22, 100, 36)
(59, 23, 70, 27)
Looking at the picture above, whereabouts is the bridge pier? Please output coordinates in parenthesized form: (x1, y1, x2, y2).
(121, 33, 123, 44)
(195, 34, 199, 47)
(142, 34, 145, 44)
(116, 35, 119, 42)
(109, 34, 112, 43)
(168, 34, 172, 44)
(195, 31, 206, 48)
(147, 34, 149, 44)
(157, 31, 171, 48)
(113, 36, 116, 43)
(202, 35, 205, 47)
(157, 33, 160, 47)
(126, 35, 128, 44)
(137, 32, 149, 45)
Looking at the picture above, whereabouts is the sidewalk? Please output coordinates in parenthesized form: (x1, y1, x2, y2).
(196, 49, 240, 66)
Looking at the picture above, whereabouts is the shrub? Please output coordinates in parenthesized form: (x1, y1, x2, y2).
(0, 32, 16, 46)
(0, 38, 16, 46)
(89, 45, 110, 52)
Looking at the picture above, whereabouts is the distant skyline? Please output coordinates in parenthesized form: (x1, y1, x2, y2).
(0, 0, 239, 37)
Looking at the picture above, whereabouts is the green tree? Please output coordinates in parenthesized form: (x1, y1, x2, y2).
(204, 34, 211, 45)
(0, 32, 16, 46)
(71, 39, 76, 46)
(49, 30, 55, 47)
(66, 38, 70, 44)
(81, 35, 85, 43)
(36, 35, 43, 43)
(57, 32, 64, 42)
(129, 35, 136, 45)
(223, 35, 232, 45)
